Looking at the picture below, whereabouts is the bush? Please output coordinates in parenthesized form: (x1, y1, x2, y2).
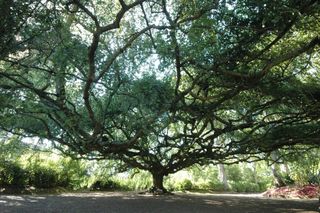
(125, 171, 152, 190)
(91, 179, 123, 191)
(230, 181, 260, 192)
(308, 173, 320, 185)
(226, 165, 243, 182)
(28, 167, 59, 188)
(176, 179, 193, 191)
(257, 181, 272, 192)
(283, 174, 295, 185)
(0, 160, 27, 187)
(164, 179, 175, 192)
(58, 158, 89, 189)
(208, 181, 226, 191)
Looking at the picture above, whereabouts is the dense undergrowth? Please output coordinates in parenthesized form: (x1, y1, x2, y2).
(0, 152, 318, 195)
(0, 139, 319, 195)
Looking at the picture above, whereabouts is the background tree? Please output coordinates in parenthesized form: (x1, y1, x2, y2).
(0, 0, 319, 192)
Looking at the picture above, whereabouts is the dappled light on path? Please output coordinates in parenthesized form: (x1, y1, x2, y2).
(0, 195, 46, 207)
(0, 192, 318, 213)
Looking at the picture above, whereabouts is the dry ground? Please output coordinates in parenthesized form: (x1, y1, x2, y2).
(0, 192, 318, 213)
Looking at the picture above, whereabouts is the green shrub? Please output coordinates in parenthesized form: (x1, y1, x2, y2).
(29, 167, 59, 188)
(176, 179, 193, 191)
(0, 160, 27, 187)
(123, 171, 152, 191)
(283, 174, 295, 185)
(257, 181, 271, 192)
(226, 165, 243, 182)
(188, 165, 219, 183)
(230, 181, 260, 192)
(308, 173, 320, 185)
(208, 181, 226, 191)
(126, 179, 151, 191)
(58, 158, 89, 189)
(91, 179, 123, 190)
(164, 179, 175, 192)
(194, 182, 211, 190)
(20, 154, 90, 189)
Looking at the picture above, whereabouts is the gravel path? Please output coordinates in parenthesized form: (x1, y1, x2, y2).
(0, 192, 318, 213)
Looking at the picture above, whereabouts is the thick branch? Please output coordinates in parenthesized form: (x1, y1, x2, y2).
(259, 36, 320, 77)
(70, 0, 100, 27)
(99, 0, 146, 33)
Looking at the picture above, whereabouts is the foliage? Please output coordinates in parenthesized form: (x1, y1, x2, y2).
(57, 157, 90, 189)
(229, 181, 260, 193)
(175, 179, 193, 191)
(165, 163, 274, 192)
(28, 166, 60, 188)
(284, 148, 320, 185)
(90, 179, 124, 191)
(0, 138, 317, 193)
(224, 163, 273, 192)
(188, 165, 219, 184)
(207, 181, 226, 192)
(0, 137, 90, 190)
(125, 171, 153, 191)
(0, 135, 28, 159)
(0, 0, 33, 58)
(0, 160, 27, 187)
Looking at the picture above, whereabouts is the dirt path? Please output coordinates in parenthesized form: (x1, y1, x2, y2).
(0, 192, 318, 213)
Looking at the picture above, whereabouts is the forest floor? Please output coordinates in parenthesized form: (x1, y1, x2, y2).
(0, 191, 318, 213)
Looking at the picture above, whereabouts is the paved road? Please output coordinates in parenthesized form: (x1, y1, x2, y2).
(0, 192, 318, 213)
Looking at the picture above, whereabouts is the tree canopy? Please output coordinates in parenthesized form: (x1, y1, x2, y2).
(0, 0, 319, 191)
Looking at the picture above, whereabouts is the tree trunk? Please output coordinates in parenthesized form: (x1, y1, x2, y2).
(153, 173, 164, 189)
(284, 163, 290, 175)
(271, 165, 286, 187)
(150, 172, 167, 194)
(253, 162, 258, 185)
(270, 151, 286, 187)
(218, 164, 229, 191)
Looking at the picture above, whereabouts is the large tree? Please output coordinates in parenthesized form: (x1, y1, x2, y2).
(0, 0, 319, 192)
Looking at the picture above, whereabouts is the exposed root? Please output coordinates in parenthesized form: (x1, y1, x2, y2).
(138, 187, 174, 195)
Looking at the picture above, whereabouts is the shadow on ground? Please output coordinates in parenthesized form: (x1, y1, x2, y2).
(0, 192, 318, 213)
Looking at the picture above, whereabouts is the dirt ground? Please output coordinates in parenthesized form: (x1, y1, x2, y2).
(0, 192, 318, 213)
